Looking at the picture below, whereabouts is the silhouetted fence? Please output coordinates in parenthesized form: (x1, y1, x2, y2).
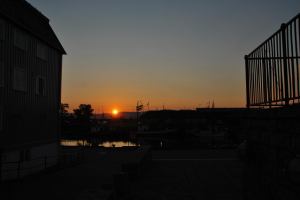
(245, 13, 300, 108)
(1, 152, 83, 181)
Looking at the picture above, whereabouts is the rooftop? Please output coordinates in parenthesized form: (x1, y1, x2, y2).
(0, 0, 66, 54)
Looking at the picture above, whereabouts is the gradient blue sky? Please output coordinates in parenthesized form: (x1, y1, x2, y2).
(28, 0, 300, 112)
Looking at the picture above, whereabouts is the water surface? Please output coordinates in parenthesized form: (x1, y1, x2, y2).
(60, 139, 138, 148)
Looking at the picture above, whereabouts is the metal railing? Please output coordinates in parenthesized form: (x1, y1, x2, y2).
(0, 152, 83, 181)
(245, 13, 300, 108)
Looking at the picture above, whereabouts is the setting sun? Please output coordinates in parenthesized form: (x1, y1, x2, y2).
(112, 109, 119, 116)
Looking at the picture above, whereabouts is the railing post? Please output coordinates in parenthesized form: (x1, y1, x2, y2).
(0, 149, 2, 181)
(17, 160, 21, 180)
(245, 55, 250, 108)
(44, 156, 47, 169)
(281, 23, 289, 106)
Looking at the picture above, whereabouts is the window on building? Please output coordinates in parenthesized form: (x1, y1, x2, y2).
(0, 61, 4, 87)
(13, 67, 27, 92)
(0, 19, 4, 40)
(36, 76, 46, 96)
(37, 43, 47, 60)
(14, 29, 27, 50)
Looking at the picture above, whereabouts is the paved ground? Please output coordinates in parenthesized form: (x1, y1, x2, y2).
(131, 149, 243, 200)
(1, 148, 244, 200)
(1, 147, 149, 200)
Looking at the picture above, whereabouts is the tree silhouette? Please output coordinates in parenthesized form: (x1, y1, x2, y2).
(73, 104, 94, 121)
(73, 104, 94, 133)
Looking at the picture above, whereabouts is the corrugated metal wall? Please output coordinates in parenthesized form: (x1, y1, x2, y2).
(0, 16, 62, 150)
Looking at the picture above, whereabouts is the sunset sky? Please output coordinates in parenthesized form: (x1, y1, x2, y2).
(28, 0, 300, 112)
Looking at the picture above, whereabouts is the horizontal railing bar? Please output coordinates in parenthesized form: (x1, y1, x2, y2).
(248, 56, 300, 60)
(248, 13, 300, 57)
(285, 13, 300, 27)
(1, 155, 60, 165)
(1, 153, 83, 177)
(249, 96, 300, 106)
(250, 101, 300, 107)
(248, 29, 283, 57)
(2, 164, 44, 173)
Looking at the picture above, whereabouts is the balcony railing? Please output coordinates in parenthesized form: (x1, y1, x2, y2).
(245, 14, 300, 108)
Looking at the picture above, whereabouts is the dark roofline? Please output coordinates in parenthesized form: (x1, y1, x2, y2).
(47, 25, 67, 55)
(0, 12, 66, 55)
(0, 0, 66, 54)
(24, 0, 66, 54)
(23, 0, 50, 23)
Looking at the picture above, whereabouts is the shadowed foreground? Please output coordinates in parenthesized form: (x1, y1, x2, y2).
(1, 149, 243, 200)
(131, 150, 243, 200)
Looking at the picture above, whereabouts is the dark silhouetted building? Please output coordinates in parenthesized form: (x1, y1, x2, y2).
(0, 0, 66, 180)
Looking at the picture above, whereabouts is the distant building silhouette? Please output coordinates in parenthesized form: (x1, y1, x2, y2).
(137, 109, 250, 148)
(0, 0, 66, 180)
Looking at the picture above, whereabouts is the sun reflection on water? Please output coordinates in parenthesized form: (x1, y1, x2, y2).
(60, 139, 138, 148)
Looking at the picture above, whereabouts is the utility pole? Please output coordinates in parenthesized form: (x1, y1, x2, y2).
(136, 101, 143, 130)
(102, 106, 105, 119)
